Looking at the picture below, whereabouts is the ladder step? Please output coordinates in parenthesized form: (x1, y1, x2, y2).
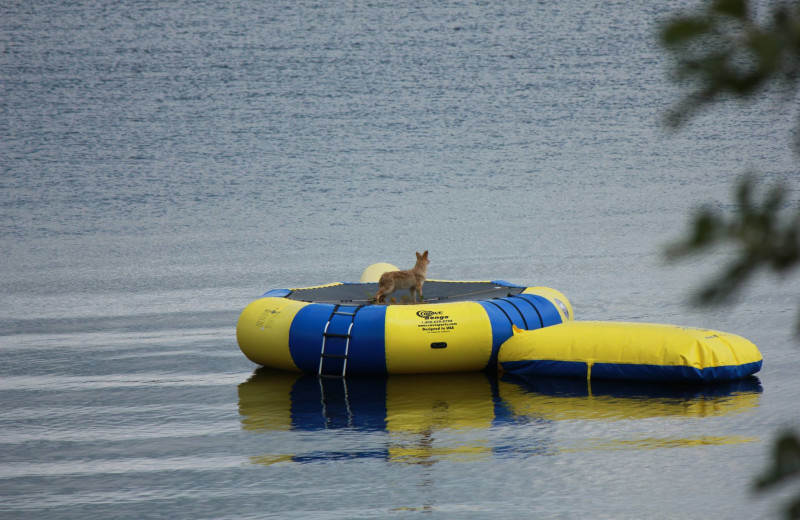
(323, 332, 352, 339)
(320, 307, 359, 378)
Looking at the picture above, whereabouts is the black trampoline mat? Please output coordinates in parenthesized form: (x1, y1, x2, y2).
(286, 281, 525, 305)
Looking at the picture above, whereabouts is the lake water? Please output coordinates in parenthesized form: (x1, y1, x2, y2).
(2, 0, 800, 518)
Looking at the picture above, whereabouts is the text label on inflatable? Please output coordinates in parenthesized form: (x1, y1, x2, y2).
(416, 309, 457, 334)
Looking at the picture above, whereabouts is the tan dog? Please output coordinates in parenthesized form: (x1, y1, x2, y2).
(374, 251, 429, 304)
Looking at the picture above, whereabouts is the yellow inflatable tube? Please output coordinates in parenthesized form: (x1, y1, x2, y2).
(498, 321, 762, 383)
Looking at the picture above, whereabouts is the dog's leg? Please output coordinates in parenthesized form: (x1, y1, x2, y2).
(375, 280, 393, 304)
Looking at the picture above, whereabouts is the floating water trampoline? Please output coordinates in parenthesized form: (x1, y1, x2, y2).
(236, 264, 762, 382)
(237, 272, 572, 376)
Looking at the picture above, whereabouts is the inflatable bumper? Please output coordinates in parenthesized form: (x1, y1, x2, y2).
(499, 321, 763, 383)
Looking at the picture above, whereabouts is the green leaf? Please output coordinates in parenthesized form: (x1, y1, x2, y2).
(712, 0, 748, 19)
(754, 431, 800, 490)
(662, 18, 713, 46)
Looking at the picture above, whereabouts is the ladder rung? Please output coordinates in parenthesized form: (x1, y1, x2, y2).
(320, 308, 358, 378)
(323, 332, 352, 339)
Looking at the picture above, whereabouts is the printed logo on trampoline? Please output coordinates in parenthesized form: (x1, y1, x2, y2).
(416, 310, 444, 319)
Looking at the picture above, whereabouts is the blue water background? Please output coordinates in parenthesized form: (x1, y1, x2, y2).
(2, 0, 800, 518)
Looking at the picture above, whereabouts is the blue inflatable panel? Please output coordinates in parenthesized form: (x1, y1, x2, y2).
(481, 297, 534, 329)
(517, 294, 563, 327)
(288, 304, 337, 373)
(478, 301, 517, 371)
(478, 295, 565, 371)
(501, 359, 764, 383)
(347, 305, 388, 375)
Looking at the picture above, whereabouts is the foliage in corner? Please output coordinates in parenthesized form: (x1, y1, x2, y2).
(660, 1, 800, 518)
(665, 174, 800, 314)
(755, 430, 800, 518)
(660, 0, 800, 130)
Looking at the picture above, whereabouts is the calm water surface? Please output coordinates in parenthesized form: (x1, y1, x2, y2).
(2, 1, 800, 519)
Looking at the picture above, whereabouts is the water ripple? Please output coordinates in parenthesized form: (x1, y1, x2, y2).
(0, 372, 244, 392)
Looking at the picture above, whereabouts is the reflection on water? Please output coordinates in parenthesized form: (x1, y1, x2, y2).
(503, 374, 763, 421)
(238, 369, 762, 465)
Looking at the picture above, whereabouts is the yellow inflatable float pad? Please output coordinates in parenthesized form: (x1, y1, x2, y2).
(498, 321, 762, 383)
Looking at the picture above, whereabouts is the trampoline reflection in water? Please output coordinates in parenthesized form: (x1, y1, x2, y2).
(238, 369, 763, 465)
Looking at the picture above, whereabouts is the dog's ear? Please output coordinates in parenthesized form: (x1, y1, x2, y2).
(422, 250, 428, 258)
(416, 251, 422, 259)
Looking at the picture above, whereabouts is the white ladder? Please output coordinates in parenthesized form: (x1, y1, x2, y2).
(318, 305, 359, 377)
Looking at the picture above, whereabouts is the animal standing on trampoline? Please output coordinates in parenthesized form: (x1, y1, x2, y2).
(374, 250, 429, 304)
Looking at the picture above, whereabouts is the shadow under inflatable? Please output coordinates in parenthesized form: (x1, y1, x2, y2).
(238, 369, 762, 465)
